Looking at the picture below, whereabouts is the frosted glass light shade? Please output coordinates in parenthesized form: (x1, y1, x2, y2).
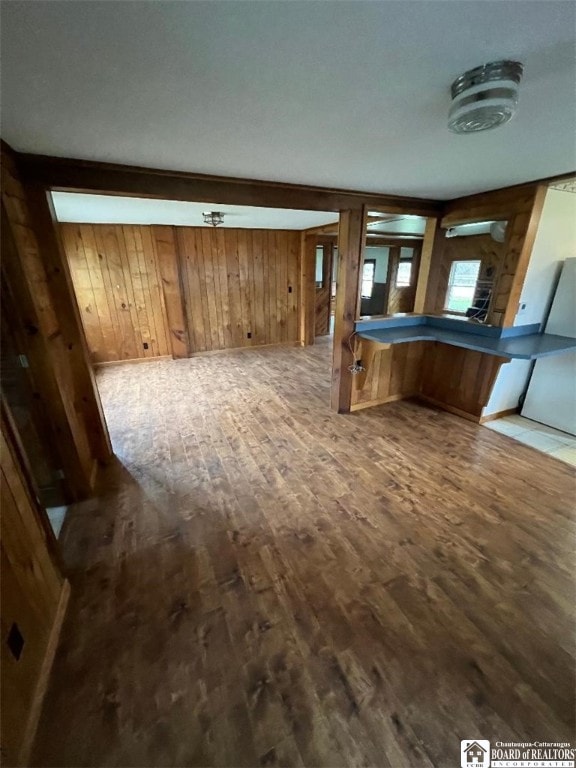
(448, 60, 523, 134)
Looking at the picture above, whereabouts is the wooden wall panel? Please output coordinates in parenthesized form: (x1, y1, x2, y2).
(62, 225, 302, 360)
(351, 338, 508, 420)
(435, 184, 545, 326)
(387, 246, 422, 315)
(1, 148, 111, 496)
(351, 340, 426, 410)
(151, 226, 188, 358)
(430, 234, 506, 315)
(62, 224, 171, 363)
(0, 410, 69, 767)
(419, 343, 509, 419)
(177, 228, 301, 353)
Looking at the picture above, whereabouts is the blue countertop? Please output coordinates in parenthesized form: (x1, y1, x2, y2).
(355, 315, 576, 360)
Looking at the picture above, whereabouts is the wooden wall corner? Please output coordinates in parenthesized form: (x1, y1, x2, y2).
(331, 208, 367, 413)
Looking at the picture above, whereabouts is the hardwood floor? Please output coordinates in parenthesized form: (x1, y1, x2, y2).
(32, 339, 575, 767)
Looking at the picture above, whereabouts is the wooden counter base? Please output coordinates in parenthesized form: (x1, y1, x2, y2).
(351, 339, 509, 421)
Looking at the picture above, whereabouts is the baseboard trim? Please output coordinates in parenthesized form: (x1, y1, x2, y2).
(188, 341, 302, 358)
(417, 395, 481, 423)
(479, 407, 519, 424)
(350, 392, 415, 412)
(19, 579, 71, 767)
(94, 355, 172, 367)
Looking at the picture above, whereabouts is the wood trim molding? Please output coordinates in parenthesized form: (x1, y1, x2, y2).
(299, 233, 317, 346)
(19, 579, 70, 767)
(331, 208, 367, 413)
(413, 217, 438, 313)
(350, 391, 415, 411)
(479, 407, 519, 424)
(417, 394, 483, 423)
(15, 150, 443, 216)
(94, 355, 173, 367)
(501, 184, 548, 327)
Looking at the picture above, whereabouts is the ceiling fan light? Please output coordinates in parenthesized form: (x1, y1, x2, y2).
(448, 60, 523, 134)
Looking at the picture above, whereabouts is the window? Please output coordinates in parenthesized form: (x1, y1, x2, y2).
(396, 247, 414, 287)
(361, 259, 376, 298)
(445, 260, 481, 313)
(396, 261, 412, 287)
(315, 247, 324, 288)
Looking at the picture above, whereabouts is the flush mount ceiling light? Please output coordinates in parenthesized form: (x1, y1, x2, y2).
(448, 60, 523, 134)
(202, 211, 225, 226)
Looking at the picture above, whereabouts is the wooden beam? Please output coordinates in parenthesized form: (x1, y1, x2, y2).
(413, 217, 438, 313)
(500, 185, 548, 327)
(15, 150, 443, 216)
(299, 233, 317, 346)
(331, 208, 367, 413)
(302, 222, 339, 236)
(441, 184, 538, 227)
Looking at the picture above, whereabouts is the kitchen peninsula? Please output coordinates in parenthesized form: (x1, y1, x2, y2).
(351, 314, 576, 418)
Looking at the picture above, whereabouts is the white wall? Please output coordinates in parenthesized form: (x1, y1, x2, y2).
(483, 188, 576, 416)
(365, 246, 390, 283)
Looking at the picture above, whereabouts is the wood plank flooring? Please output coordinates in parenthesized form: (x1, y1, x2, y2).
(32, 339, 575, 767)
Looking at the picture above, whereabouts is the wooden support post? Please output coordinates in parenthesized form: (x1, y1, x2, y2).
(24, 182, 112, 463)
(299, 233, 316, 346)
(331, 208, 367, 413)
(413, 217, 438, 313)
(499, 185, 548, 327)
(421, 225, 448, 314)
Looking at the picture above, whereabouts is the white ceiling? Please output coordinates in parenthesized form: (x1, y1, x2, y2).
(2, 1, 575, 200)
(51, 193, 339, 229)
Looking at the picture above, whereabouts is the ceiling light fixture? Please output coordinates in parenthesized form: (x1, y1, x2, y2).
(448, 60, 523, 134)
(202, 211, 225, 226)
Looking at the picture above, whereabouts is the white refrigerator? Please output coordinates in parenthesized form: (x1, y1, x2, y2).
(521, 257, 576, 435)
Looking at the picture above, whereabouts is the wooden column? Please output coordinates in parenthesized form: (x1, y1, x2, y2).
(299, 232, 316, 346)
(24, 182, 112, 463)
(413, 217, 438, 313)
(331, 208, 367, 413)
(498, 185, 548, 327)
(1, 144, 112, 497)
(421, 224, 448, 313)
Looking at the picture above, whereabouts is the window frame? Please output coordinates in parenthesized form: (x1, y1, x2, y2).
(444, 259, 482, 314)
(361, 258, 376, 299)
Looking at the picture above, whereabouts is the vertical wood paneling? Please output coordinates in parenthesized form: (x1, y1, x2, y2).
(2, 149, 111, 492)
(439, 185, 543, 327)
(62, 225, 302, 360)
(152, 226, 188, 358)
(178, 227, 301, 353)
(420, 343, 509, 418)
(0, 409, 68, 767)
(62, 224, 171, 362)
(351, 340, 425, 409)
